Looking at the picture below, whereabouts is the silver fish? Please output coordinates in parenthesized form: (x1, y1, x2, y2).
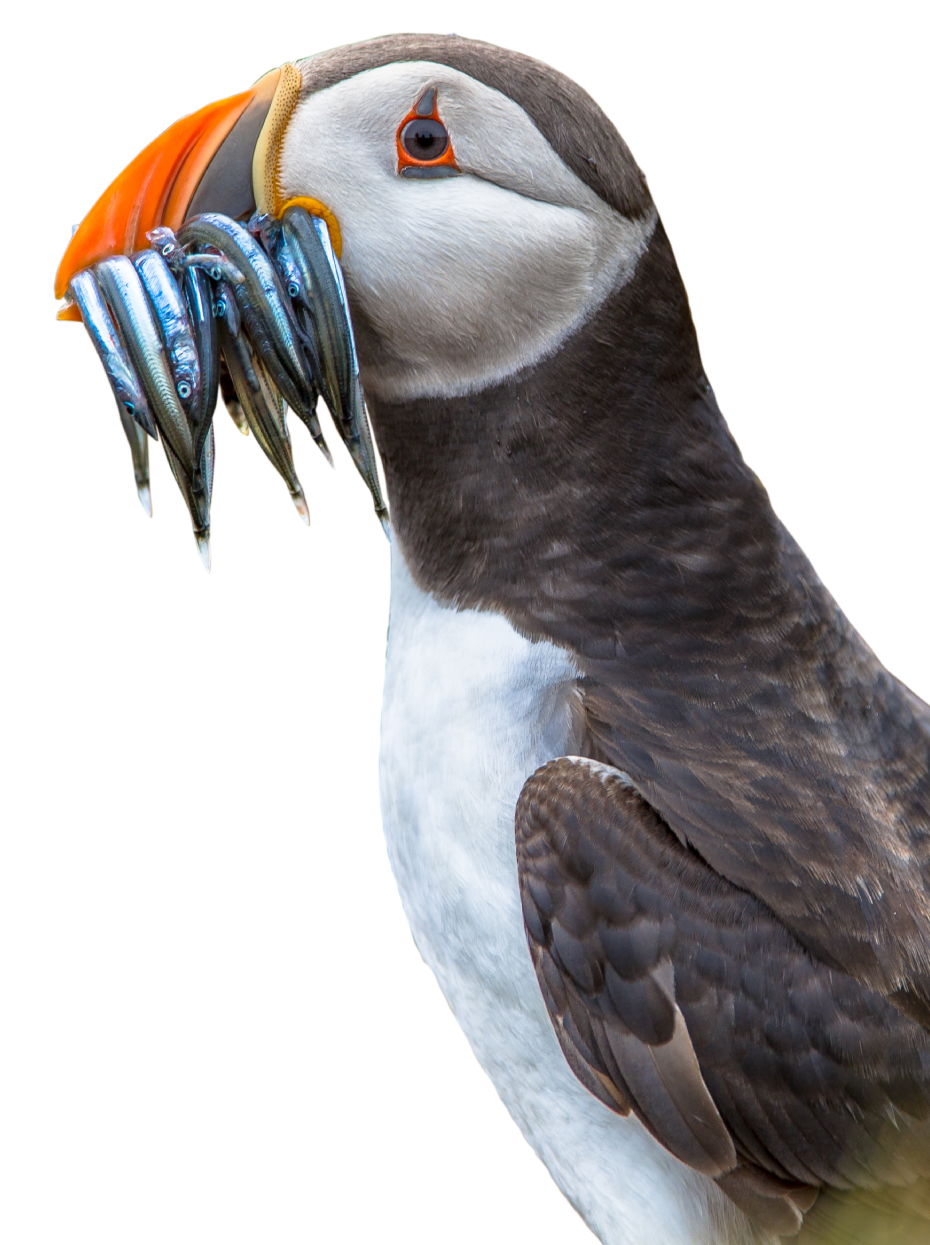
(219, 358, 249, 435)
(162, 434, 211, 569)
(279, 210, 345, 415)
(249, 213, 309, 312)
(179, 214, 311, 395)
(305, 214, 383, 521)
(145, 225, 185, 270)
(68, 269, 158, 440)
(234, 279, 331, 464)
(183, 264, 220, 462)
(217, 317, 309, 524)
(311, 214, 359, 377)
(139, 254, 218, 538)
(118, 404, 152, 516)
(180, 215, 334, 471)
(281, 207, 387, 528)
(310, 219, 381, 516)
(188, 420, 216, 569)
(247, 213, 330, 460)
(132, 248, 201, 412)
(215, 277, 265, 427)
(212, 277, 241, 341)
(95, 256, 194, 476)
(202, 421, 215, 511)
(346, 372, 388, 536)
(291, 397, 332, 468)
(182, 252, 245, 285)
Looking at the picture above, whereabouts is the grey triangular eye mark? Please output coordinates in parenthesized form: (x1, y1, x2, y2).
(415, 87, 437, 117)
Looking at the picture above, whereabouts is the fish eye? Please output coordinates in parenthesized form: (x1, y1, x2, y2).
(214, 298, 226, 317)
(400, 118, 449, 162)
(287, 282, 300, 298)
(124, 402, 134, 414)
(178, 381, 192, 399)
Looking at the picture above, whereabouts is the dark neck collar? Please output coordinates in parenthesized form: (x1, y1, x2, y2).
(368, 219, 797, 672)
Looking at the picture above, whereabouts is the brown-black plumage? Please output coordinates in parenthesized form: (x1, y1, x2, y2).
(362, 215, 930, 1024)
(80, 34, 926, 1240)
(334, 57, 930, 1225)
(517, 757, 930, 1238)
(302, 39, 930, 1235)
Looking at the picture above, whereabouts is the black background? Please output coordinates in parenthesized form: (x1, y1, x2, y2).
(47, 24, 921, 1240)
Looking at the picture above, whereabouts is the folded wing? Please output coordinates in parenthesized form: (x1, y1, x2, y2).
(515, 756, 930, 1237)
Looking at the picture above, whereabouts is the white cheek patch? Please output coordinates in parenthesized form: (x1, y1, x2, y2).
(279, 61, 656, 402)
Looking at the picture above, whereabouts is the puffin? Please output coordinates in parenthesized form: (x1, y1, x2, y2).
(57, 33, 930, 1245)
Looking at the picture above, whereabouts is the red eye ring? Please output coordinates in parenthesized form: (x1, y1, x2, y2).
(396, 88, 460, 178)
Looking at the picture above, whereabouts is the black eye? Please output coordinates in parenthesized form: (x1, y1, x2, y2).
(400, 117, 449, 162)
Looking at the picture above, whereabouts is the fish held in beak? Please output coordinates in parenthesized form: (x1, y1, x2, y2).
(218, 359, 249, 435)
(177, 261, 220, 465)
(179, 215, 308, 386)
(87, 243, 217, 553)
(132, 249, 202, 418)
(68, 268, 159, 518)
(216, 313, 309, 523)
(68, 269, 158, 442)
(179, 213, 331, 466)
(58, 63, 389, 563)
(94, 256, 194, 476)
(280, 206, 388, 531)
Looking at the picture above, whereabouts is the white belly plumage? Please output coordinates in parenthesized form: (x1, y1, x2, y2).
(379, 548, 759, 1245)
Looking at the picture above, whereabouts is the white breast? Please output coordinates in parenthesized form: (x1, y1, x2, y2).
(379, 548, 759, 1245)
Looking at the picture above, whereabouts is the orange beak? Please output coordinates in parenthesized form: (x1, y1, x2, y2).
(55, 64, 303, 318)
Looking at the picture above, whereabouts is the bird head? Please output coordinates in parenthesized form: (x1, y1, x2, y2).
(57, 35, 657, 387)
(58, 35, 708, 609)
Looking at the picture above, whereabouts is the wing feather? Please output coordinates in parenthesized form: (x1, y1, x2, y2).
(515, 756, 930, 1235)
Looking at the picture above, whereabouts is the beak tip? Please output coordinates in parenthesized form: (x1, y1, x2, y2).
(57, 300, 81, 322)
